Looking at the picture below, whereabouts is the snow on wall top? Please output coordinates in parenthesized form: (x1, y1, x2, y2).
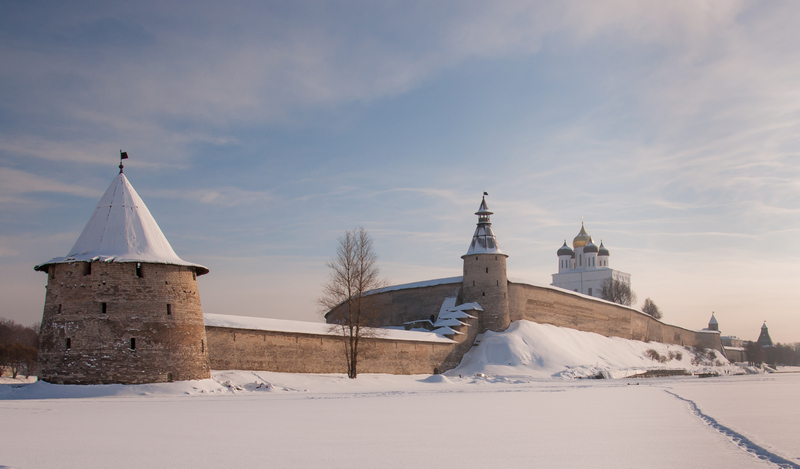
(204, 313, 456, 344)
(35, 173, 208, 275)
(366, 276, 462, 295)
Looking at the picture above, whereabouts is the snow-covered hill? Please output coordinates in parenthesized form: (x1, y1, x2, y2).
(452, 320, 746, 379)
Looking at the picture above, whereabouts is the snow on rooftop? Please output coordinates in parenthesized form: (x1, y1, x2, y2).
(437, 297, 480, 320)
(204, 313, 455, 344)
(433, 318, 465, 328)
(35, 172, 208, 274)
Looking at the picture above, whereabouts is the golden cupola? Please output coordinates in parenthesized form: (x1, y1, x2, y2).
(572, 222, 591, 248)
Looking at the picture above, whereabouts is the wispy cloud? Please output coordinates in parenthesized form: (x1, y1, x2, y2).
(0, 167, 102, 198)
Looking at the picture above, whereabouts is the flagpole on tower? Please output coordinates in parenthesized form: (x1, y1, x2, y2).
(119, 150, 128, 173)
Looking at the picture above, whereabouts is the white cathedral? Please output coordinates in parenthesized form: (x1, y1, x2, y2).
(551, 222, 631, 298)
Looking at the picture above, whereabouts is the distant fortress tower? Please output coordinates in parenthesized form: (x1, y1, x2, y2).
(34, 161, 210, 384)
(551, 222, 630, 298)
(461, 195, 510, 332)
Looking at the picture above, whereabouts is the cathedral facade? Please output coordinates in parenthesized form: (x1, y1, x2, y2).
(551, 223, 631, 298)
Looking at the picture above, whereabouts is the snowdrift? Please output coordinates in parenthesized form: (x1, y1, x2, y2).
(451, 320, 741, 379)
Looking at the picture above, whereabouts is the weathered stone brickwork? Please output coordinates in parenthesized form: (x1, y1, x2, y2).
(462, 254, 510, 332)
(507, 281, 722, 351)
(325, 281, 463, 327)
(206, 326, 453, 375)
(38, 261, 210, 384)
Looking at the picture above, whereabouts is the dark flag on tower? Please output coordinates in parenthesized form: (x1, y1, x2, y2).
(484, 191, 488, 196)
(119, 150, 129, 173)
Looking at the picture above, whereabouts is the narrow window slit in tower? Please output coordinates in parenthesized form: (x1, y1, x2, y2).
(101, 302, 107, 314)
(201, 340, 204, 353)
(57, 304, 62, 315)
(83, 262, 91, 276)
(135, 263, 142, 278)
(167, 373, 173, 382)
(192, 270, 197, 281)
(485, 267, 488, 273)
(482, 292, 485, 297)
(130, 338, 136, 350)
(166, 304, 172, 315)
(497, 280, 499, 286)
(65, 338, 71, 349)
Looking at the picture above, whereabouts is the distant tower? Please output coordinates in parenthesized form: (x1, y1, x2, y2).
(707, 313, 719, 331)
(757, 321, 774, 348)
(34, 163, 210, 384)
(461, 195, 510, 332)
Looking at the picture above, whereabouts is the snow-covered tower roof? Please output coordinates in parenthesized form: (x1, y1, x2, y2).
(757, 321, 773, 348)
(35, 171, 208, 275)
(465, 195, 506, 256)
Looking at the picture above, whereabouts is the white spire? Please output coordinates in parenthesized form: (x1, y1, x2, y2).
(36, 173, 208, 275)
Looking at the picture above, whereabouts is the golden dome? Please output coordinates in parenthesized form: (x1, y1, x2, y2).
(572, 222, 591, 248)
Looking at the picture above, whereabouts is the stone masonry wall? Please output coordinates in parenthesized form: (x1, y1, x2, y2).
(325, 281, 463, 327)
(38, 262, 210, 384)
(206, 326, 454, 375)
(507, 282, 723, 352)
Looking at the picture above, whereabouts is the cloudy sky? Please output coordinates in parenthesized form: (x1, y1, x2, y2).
(2, 1, 799, 343)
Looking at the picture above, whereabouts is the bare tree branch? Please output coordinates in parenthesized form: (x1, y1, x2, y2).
(318, 227, 385, 379)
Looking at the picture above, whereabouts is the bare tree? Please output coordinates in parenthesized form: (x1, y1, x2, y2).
(319, 227, 384, 379)
(600, 278, 637, 307)
(641, 298, 662, 320)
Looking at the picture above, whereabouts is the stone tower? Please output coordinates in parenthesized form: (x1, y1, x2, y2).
(34, 165, 210, 384)
(461, 195, 510, 332)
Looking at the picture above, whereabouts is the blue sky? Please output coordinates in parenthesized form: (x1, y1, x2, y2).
(2, 1, 799, 343)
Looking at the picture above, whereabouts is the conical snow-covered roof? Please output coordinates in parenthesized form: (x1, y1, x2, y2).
(35, 172, 208, 275)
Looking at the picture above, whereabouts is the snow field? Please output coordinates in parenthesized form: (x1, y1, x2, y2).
(1, 320, 796, 468)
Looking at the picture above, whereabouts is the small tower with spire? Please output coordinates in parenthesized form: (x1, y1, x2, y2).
(461, 194, 510, 332)
(707, 312, 719, 331)
(34, 158, 210, 384)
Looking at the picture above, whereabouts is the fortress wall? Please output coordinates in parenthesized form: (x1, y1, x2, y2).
(206, 326, 454, 375)
(507, 282, 723, 352)
(325, 282, 462, 327)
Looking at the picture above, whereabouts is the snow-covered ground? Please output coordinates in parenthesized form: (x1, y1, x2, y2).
(1, 321, 798, 469)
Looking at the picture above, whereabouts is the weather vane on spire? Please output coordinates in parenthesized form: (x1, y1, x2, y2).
(119, 150, 128, 173)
